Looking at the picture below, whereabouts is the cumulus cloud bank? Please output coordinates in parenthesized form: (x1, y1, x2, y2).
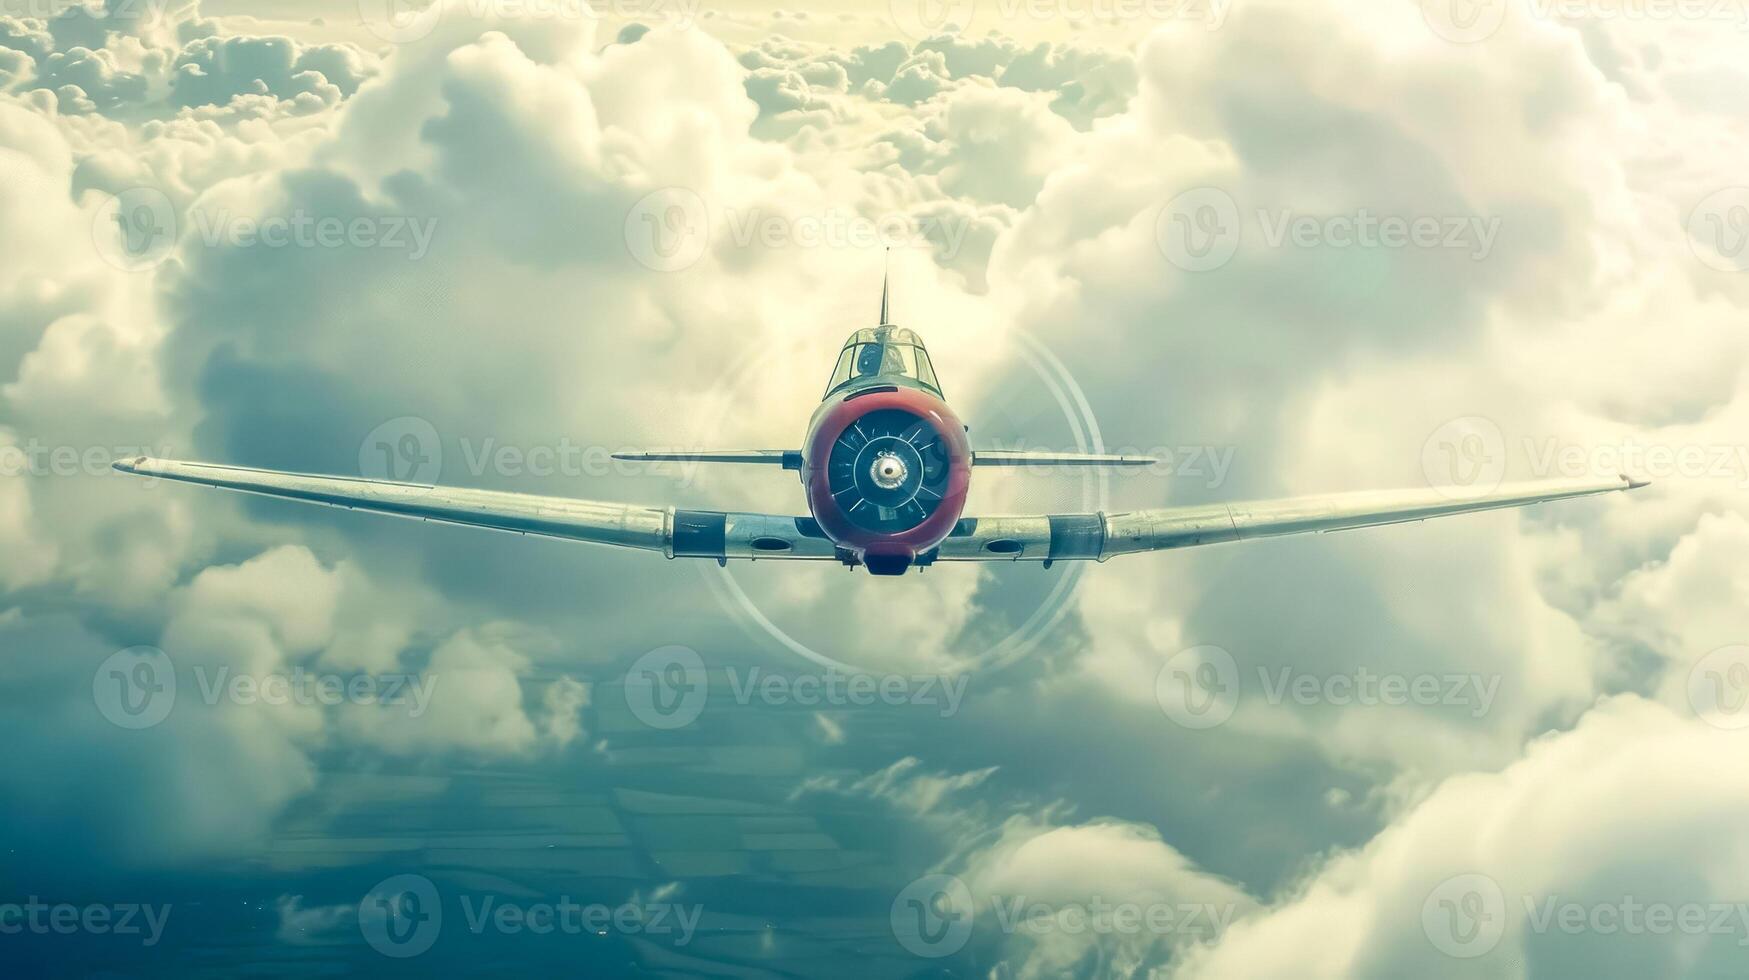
(0, 0, 1743, 974)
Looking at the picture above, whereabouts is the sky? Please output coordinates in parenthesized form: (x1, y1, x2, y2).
(0, 0, 1747, 976)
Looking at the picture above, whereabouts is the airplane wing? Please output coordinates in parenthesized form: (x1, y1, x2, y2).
(113, 457, 1644, 567)
(111, 456, 838, 561)
(605, 449, 1158, 469)
(972, 451, 1158, 467)
(932, 475, 1648, 564)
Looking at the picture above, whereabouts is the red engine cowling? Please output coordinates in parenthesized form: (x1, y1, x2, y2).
(802, 386, 971, 574)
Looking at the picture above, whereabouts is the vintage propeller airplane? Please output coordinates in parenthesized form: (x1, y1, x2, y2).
(114, 275, 1647, 575)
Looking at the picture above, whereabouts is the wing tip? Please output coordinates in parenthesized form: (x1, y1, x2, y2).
(113, 455, 150, 474)
(1622, 473, 1652, 490)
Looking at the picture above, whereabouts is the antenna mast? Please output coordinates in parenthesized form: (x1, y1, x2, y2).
(878, 248, 891, 325)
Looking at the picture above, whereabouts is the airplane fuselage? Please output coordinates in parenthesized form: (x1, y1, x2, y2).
(792, 325, 970, 575)
(801, 379, 971, 575)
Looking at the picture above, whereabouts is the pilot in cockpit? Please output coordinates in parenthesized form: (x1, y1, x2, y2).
(827, 327, 942, 396)
(854, 342, 905, 378)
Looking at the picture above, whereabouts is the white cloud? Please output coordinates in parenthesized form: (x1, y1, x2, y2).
(0, 9, 1742, 977)
(540, 674, 590, 747)
(1171, 697, 1749, 979)
(794, 755, 998, 816)
(958, 817, 1257, 978)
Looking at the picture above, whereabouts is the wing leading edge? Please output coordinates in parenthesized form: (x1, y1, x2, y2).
(111, 456, 837, 561)
(933, 474, 1648, 563)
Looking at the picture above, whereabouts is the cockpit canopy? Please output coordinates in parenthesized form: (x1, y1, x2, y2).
(825, 326, 942, 396)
